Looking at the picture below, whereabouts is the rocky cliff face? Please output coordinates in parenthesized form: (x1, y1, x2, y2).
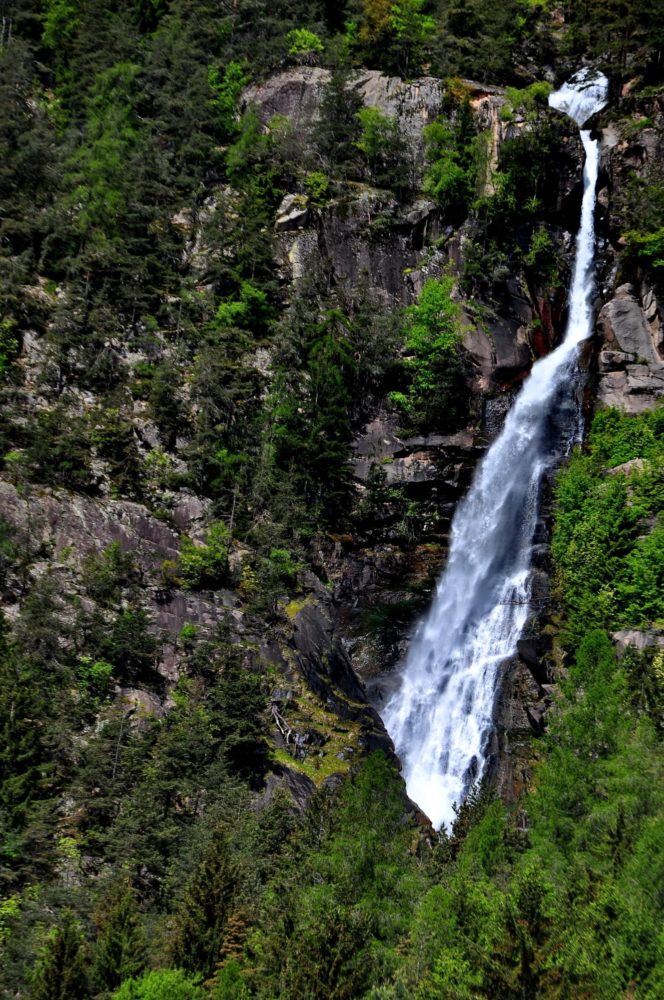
(5, 64, 662, 825)
(239, 67, 596, 809)
(595, 97, 664, 405)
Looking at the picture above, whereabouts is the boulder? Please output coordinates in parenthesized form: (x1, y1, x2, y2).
(275, 193, 309, 232)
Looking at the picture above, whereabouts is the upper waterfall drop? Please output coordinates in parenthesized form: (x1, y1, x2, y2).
(548, 67, 609, 126)
(379, 70, 609, 832)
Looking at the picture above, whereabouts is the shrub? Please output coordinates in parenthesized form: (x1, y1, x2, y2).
(286, 28, 324, 63)
(208, 61, 250, 138)
(304, 171, 330, 205)
(524, 225, 562, 286)
(77, 656, 113, 695)
(112, 969, 204, 1000)
(503, 81, 553, 120)
(180, 523, 232, 590)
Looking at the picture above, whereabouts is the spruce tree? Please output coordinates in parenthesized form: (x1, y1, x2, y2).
(171, 826, 238, 979)
(91, 881, 146, 995)
(30, 911, 89, 1000)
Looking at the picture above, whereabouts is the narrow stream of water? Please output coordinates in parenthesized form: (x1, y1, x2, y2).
(381, 70, 609, 830)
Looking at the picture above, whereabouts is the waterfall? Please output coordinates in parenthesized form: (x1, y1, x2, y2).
(380, 70, 609, 831)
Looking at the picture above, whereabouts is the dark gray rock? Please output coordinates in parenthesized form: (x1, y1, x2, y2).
(291, 601, 367, 709)
(255, 765, 318, 813)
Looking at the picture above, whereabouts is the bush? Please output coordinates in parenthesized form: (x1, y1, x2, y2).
(180, 523, 232, 590)
(77, 656, 113, 695)
(304, 171, 330, 205)
(112, 969, 204, 1000)
(502, 81, 553, 120)
(524, 225, 562, 286)
(286, 28, 324, 63)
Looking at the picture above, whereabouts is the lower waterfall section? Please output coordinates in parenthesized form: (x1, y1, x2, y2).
(380, 70, 609, 831)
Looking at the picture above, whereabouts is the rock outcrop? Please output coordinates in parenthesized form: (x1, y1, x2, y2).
(596, 282, 664, 412)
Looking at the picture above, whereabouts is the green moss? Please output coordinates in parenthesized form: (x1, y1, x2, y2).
(284, 596, 312, 620)
(271, 748, 350, 784)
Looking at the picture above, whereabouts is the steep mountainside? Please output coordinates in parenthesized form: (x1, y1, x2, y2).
(0, 2, 663, 998)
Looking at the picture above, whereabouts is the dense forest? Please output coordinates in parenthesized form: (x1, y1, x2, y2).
(0, 1, 663, 998)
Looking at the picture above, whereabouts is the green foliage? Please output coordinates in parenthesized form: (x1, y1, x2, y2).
(215, 282, 274, 336)
(619, 167, 664, 286)
(77, 657, 114, 696)
(148, 361, 186, 451)
(23, 406, 93, 492)
(463, 115, 568, 295)
(42, 0, 80, 53)
(559, 0, 664, 80)
(30, 911, 89, 1000)
(266, 312, 355, 528)
(81, 542, 139, 607)
(434, 0, 539, 83)
(358, 0, 435, 75)
(314, 68, 364, 176)
(0, 638, 57, 854)
(252, 753, 425, 997)
(208, 61, 250, 138)
(552, 404, 664, 644)
(171, 825, 238, 977)
(303, 171, 330, 204)
(625, 227, 664, 275)
(355, 106, 408, 189)
(286, 28, 325, 62)
(502, 80, 553, 121)
(179, 523, 232, 590)
(423, 100, 478, 223)
(390, 276, 467, 432)
(102, 609, 159, 680)
(2, 2, 664, 997)
(91, 882, 146, 994)
(65, 62, 141, 241)
(0, 318, 19, 380)
(112, 968, 203, 1000)
(524, 225, 562, 286)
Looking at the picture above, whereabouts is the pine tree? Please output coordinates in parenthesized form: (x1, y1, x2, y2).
(91, 881, 146, 995)
(30, 911, 89, 1000)
(171, 826, 238, 979)
(313, 67, 363, 176)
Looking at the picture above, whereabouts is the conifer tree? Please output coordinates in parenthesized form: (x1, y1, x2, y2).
(30, 911, 89, 1000)
(170, 826, 238, 979)
(91, 881, 146, 995)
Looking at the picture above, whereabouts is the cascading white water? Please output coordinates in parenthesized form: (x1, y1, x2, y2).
(381, 70, 609, 831)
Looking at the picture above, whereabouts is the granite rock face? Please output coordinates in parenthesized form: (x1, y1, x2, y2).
(596, 283, 664, 412)
(276, 187, 445, 307)
(244, 67, 446, 174)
